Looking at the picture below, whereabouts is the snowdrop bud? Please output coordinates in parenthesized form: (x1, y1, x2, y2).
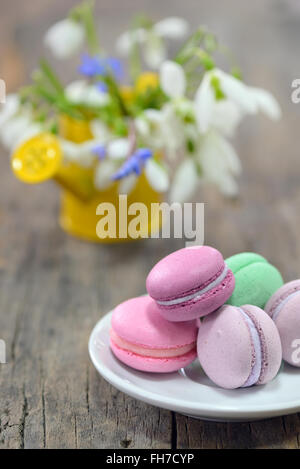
(154, 17, 189, 39)
(145, 159, 169, 192)
(44, 19, 85, 59)
(169, 159, 199, 203)
(107, 139, 130, 160)
(160, 61, 186, 98)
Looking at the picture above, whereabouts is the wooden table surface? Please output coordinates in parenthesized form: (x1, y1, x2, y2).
(1, 0, 300, 449)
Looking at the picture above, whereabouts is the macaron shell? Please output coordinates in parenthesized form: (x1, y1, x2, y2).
(197, 305, 254, 389)
(267, 292, 300, 367)
(158, 268, 235, 322)
(111, 295, 197, 349)
(225, 252, 267, 273)
(265, 279, 300, 318)
(226, 259, 283, 308)
(146, 246, 225, 300)
(241, 305, 282, 384)
(110, 339, 197, 373)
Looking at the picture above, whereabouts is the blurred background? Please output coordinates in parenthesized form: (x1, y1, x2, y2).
(1, 0, 300, 449)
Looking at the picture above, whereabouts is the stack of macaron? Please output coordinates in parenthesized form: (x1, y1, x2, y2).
(109, 245, 300, 390)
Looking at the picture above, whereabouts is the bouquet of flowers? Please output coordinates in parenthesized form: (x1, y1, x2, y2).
(0, 0, 281, 202)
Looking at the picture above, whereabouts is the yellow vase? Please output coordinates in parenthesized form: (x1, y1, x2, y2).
(58, 115, 162, 243)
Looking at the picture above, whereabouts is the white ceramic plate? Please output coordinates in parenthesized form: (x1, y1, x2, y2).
(89, 311, 300, 422)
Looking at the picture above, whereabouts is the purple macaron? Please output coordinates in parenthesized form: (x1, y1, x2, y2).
(197, 305, 282, 389)
(146, 246, 235, 322)
(265, 279, 300, 367)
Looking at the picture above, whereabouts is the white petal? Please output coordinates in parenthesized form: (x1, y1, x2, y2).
(0, 94, 20, 127)
(218, 173, 239, 197)
(14, 123, 43, 149)
(145, 159, 169, 192)
(144, 35, 167, 69)
(44, 19, 85, 59)
(211, 99, 243, 137)
(90, 119, 111, 141)
(107, 139, 130, 160)
(61, 139, 96, 167)
(194, 72, 215, 134)
(118, 174, 137, 195)
(250, 87, 281, 121)
(196, 131, 241, 196)
(116, 29, 146, 55)
(94, 160, 116, 190)
(85, 86, 110, 107)
(169, 159, 199, 203)
(154, 17, 189, 39)
(1, 115, 32, 150)
(160, 61, 186, 98)
(214, 69, 257, 114)
(214, 133, 242, 175)
(65, 81, 109, 107)
(65, 80, 88, 103)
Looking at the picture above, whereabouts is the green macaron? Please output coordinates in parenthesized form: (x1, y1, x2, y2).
(225, 252, 284, 309)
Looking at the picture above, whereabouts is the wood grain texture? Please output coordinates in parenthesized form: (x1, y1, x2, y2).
(1, 0, 300, 449)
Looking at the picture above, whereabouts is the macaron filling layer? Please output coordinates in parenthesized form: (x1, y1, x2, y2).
(156, 265, 229, 307)
(238, 308, 263, 387)
(110, 329, 196, 359)
(270, 289, 300, 321)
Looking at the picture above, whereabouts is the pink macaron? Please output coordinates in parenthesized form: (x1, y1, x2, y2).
(265, 280, 300, 367)
(197, 305, 282, 389)
(146, 246, 235, 322)
(110, 296, 198, 373)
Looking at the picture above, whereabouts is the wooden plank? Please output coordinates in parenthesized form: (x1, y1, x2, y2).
(1, 0, 300, 449)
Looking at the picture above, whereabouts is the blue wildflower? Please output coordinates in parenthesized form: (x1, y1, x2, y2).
(92, 145, 107, 160)
(112, 149, 153, 181)
(78, 54, 106, 78)
(96, 81, 108, 93)
(105, 57, 124, 81)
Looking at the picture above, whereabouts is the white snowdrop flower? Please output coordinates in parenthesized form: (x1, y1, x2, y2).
(197, 130, 241, 197)
(213, 69, 257, 114)
(249, 87, 281, 121)
(145, 159, 169, 192)
(107, 139, 130, 160)
(116, 17, 189, 69)
(90, 119, 111, 142)
(169, 158, 199, 203)
(60, 139, 96, 168)
(94, 160, 116, 190)
(194, 71, 215, 134)
(210, 99, 243, 137)
(116, 29, 147, 55)
(44, 19, 85, 59)
(1, 114, 33, 150)
(161, 103, 185, 156)
(153, 17, 189, 39)
(14, 123, 44, 150)
(160, 61, 186, 98)
(65, 81, 110, 107)
(143, 33, 167, 69)
(136, 109, 165, 149)
(0, 94, 20, 127)
(118, 173, 137, 195)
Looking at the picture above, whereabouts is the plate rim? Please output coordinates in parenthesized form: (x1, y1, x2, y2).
(88, 311, 300, 421)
